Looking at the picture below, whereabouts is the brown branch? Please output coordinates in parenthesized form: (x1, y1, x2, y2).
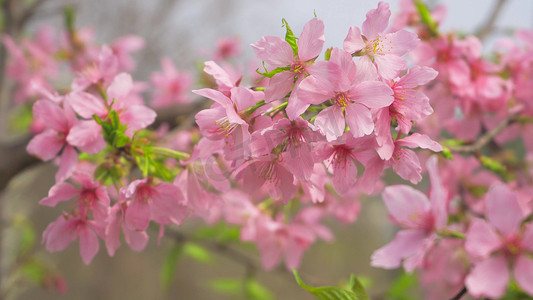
(476, 0, 509, 40)
(447, 109, 523, 154)
(449, 286, 467, 300)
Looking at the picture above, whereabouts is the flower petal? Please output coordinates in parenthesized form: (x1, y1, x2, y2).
(297, 18, 325, 62)
(465, 255, 509, 299)
(486, 183, 523, 238)
(465, 218, 502, 258)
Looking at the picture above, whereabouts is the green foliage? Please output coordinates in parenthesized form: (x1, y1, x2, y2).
(193, 223, 241, 243)
(502, 280, 533, 299)
(256, 65, 291, 78)
(160, 243, 184, 290)
(244, 277, 275, 300)
(209, 277, 274, 300)
(282, 18, 298, 56)
(13, 215, 36, 255)
(324, 47, 333, 61)
(440, 146, 454, 160)
(210, 278, 242, 294)
(478, 154, 513, 181)
(293, 269, 367, 300)
(183, 243, 212, 263)
(9, 104, 34, 133)
(386, 272, 419, 300)
(414, 0, 439, 36)
(94, 110, 131, 149)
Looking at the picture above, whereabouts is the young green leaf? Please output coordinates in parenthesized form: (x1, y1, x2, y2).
(183, 243, 212, 263)
(293, 269, 360, 300)
(160, 244, 184, 290)
(282, 18, 298, 56)
(245, 277, 275, 300)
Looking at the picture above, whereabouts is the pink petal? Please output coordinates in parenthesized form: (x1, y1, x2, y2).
(362, 2, 391, 40)
(332, 155, 358, 195)
(27, 129, 63, 161)
(354, 56, 378, 82)
(42, 216, 77, 252)
(370, 229, 426, 269)
(264, 71, 294, 102)
(426, 156, 448, 229)
(79, 226, 99, 265)
(39, 182, 79, 207)
(56, 146, 78, 182)
(67, 92, 107, 119)
(150, 183, 188, 226)
(397, 133, 442, 152)
(382, 185, 430, 228)
(121, 105, 156, 132)
(343, 26, 365, 53)
(465, 218, 502, 258)
(523, 224, 533, 252)
(314, 105, 345, 141)
(32, 100, 67, 132)
(193, 88, 232, 107)
(297, 62, 337, 105)
(329, 48, 357, 91)
(390, 148, 423, 184)
(385, 30, 419, 56)
(345, 103, 374, 138)
(375, 109, 394, 160)
(286, 89, 310, 120)
(486, 183, 523, 237)
(514, 255, 533, 296)
(251, 36, 294, 68)
(397, 66, 439, 89)
(107, 73, 133, 103)
(465, 255, 509, 299)
(350, 81, 393, 109)
(374, 54, 406, 80)
(105, 206, 121, 256)
(204, 61, 236, 88)
(297, 18, 325, 62)
(125, 199, 151, 231)
(123, 227, 149, 251)
(67, 120, 106, 154)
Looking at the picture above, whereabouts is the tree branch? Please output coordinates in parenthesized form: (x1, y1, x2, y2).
(476, 0, 509, 40)
(447, 109, 523, 154)
(449, 286, 467, 300)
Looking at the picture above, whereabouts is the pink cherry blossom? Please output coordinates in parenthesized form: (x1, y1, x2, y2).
(42, 213, 104, 265)
(464, 183, 533, 298)
(26, 99, 79, 182)
(297, 48, 394, 141)
(123, 179, 188, 231)
(343, 1, 419, 79)
(252, 17, 325, 119)
(371, 156, 448, 272)
(150, 57, 193, 108)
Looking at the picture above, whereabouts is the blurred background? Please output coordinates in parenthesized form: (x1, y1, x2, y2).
(1, 0, 533, 299)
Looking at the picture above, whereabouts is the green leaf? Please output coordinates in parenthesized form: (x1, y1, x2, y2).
(13, 216, 36, 254)
(282, 18, 298, 56)
(414, 0, 438, 36)
(183, 243, 212, 263)
(160, 244, 184, 289)
(293, 269, 360, 300)
(245, 278, 275, 300)
(210, 278, 242, 294)
(349, 276, 370, 300)
(63, 5, 76, 34)
(324, 47, 333, 61)
(256, 66, 291, 78)
(440, 146, 453, 160)
(478, 155, 513, 181)
(21, 259, 47, 284)
(387, 272, 419, 300)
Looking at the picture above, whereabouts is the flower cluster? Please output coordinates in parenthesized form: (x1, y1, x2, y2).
(3, 1, 533, 298)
